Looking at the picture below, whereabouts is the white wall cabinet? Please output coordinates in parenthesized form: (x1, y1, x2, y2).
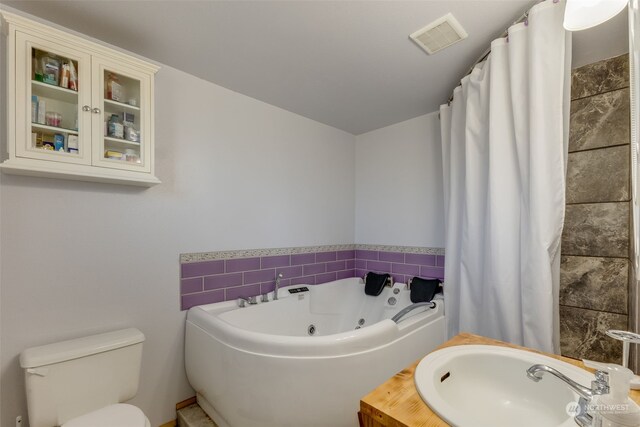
(1, 12, 160, 186)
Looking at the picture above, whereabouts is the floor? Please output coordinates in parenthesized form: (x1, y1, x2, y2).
(177, 404, 218, 427)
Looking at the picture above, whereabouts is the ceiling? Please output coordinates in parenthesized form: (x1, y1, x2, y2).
(2, 1, 629, 135)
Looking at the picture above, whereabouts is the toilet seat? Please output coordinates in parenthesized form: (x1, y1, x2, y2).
(61, 403, 150, 427)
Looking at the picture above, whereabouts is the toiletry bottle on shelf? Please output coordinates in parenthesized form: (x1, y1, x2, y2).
(124, 149, 139, 163)
(68, 61, 78, 91)
(67, 135, 78, 154)
(31, 95, 38, 123)
(33, 50, 43, 82)
(106, 73, 123, 102)
(121, 112, 139, 143)
(37, 99, 46, 124)
(53, 134, 65, 152)
(60, 62, 70, 89)
(124, 123, 139, 143)
(41, 55, 60, 85)
(108, 114, 124, 139)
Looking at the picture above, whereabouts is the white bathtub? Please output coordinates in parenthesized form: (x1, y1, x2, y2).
(185, 277, 446, 427)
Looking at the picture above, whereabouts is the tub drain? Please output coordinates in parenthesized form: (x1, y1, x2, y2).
(308, 324, 316, 335)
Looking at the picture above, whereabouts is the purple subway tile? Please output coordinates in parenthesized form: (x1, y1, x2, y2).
(291, 275, 316, 285)
(316, 251, 337, 262)
(181, 290, 224, 310)
(379, 251, 404, 263)
(261, 281, 275, 294)
(336, 269, 356, 280)
(261, 279, 290, 294)
(367, 261, 392, 272)
(392, 263, 420, 276)
(180, 247, 444, 311)
(226, 284, 261, 300)
(405, 253, 436, 266)
(204, 273, 243, 290)
(226, 257, 260, 273)
(420, 266, 445, 280)
(316, 272, 337, 284)
(356, 249, 378, 260)
(244, 268, 276, 285)
(291, 253, 316, 265)
(303, 263, 326, 275)
(261, 255, 291, 269)
(181, 260, 224, 278)
(276, 265, 303, 279)
(181, 277, 203, 294)
(336, 250, 355, 260)
(326, 261, 346, 272)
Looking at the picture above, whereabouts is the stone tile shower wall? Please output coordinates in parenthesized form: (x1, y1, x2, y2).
(560, 54, 630, 363)
(180, 244, 445, 310)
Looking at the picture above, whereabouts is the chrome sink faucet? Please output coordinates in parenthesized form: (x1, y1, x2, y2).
(273, 272, 283, 301)
(526, 364, 610, 427)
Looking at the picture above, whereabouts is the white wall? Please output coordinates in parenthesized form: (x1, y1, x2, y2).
(0, 64, 355, 426)
(0, 19, 5, 427)
(572, 8, 628, 69)
(355, 112, 444, 247)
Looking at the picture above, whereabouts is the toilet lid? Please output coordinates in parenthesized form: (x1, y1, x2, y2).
(62, 404, 148, 427)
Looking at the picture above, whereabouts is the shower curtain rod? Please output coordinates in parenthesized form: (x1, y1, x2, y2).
(446, 4, 536, 104)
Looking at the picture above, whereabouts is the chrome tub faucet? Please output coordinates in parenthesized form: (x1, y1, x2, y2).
(237, 296, 257, 308)
(273, 272, 284, 301)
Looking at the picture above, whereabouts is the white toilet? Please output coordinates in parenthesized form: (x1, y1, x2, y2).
(19, 328, 150, 427)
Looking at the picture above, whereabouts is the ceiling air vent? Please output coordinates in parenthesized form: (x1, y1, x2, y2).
(410, 13, 468, 55)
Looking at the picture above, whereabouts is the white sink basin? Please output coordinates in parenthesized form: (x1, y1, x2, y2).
(414, 344, 594, 427)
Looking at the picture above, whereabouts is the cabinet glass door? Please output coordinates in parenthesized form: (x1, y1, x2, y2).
(15, 31, 92, 164)
(92, 58, 151, 172)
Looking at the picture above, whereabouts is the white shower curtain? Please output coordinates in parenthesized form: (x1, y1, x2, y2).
(440, 0, 571, 353)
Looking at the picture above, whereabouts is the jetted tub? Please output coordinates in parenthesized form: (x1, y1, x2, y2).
(185, 277, 446, 427)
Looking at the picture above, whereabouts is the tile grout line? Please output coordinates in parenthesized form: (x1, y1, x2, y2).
(559, 303, 628, 317)
(571, 84, 630, 103)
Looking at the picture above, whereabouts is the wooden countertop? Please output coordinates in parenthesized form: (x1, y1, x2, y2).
(359, 333, 640, 427)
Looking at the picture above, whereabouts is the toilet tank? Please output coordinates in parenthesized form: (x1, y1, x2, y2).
(20, 328, 145, 427)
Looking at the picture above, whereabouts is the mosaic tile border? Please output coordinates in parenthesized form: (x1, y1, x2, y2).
(180, 244, 444, 263)
(357, 244, 444, 256)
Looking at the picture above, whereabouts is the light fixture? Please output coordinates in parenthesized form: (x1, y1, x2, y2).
(563, 0, 628, 31)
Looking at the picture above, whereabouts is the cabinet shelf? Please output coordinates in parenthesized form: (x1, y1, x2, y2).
(104, 136, 141, 147)
(104, 99, 140, 112)
(32, 80, 78, 104)
(30, 146, 80, 158)
(32, 123, 79, 135)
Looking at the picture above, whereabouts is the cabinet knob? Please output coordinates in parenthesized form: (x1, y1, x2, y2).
(92, 107, 101, 114)
(82, 105, 91, 112)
